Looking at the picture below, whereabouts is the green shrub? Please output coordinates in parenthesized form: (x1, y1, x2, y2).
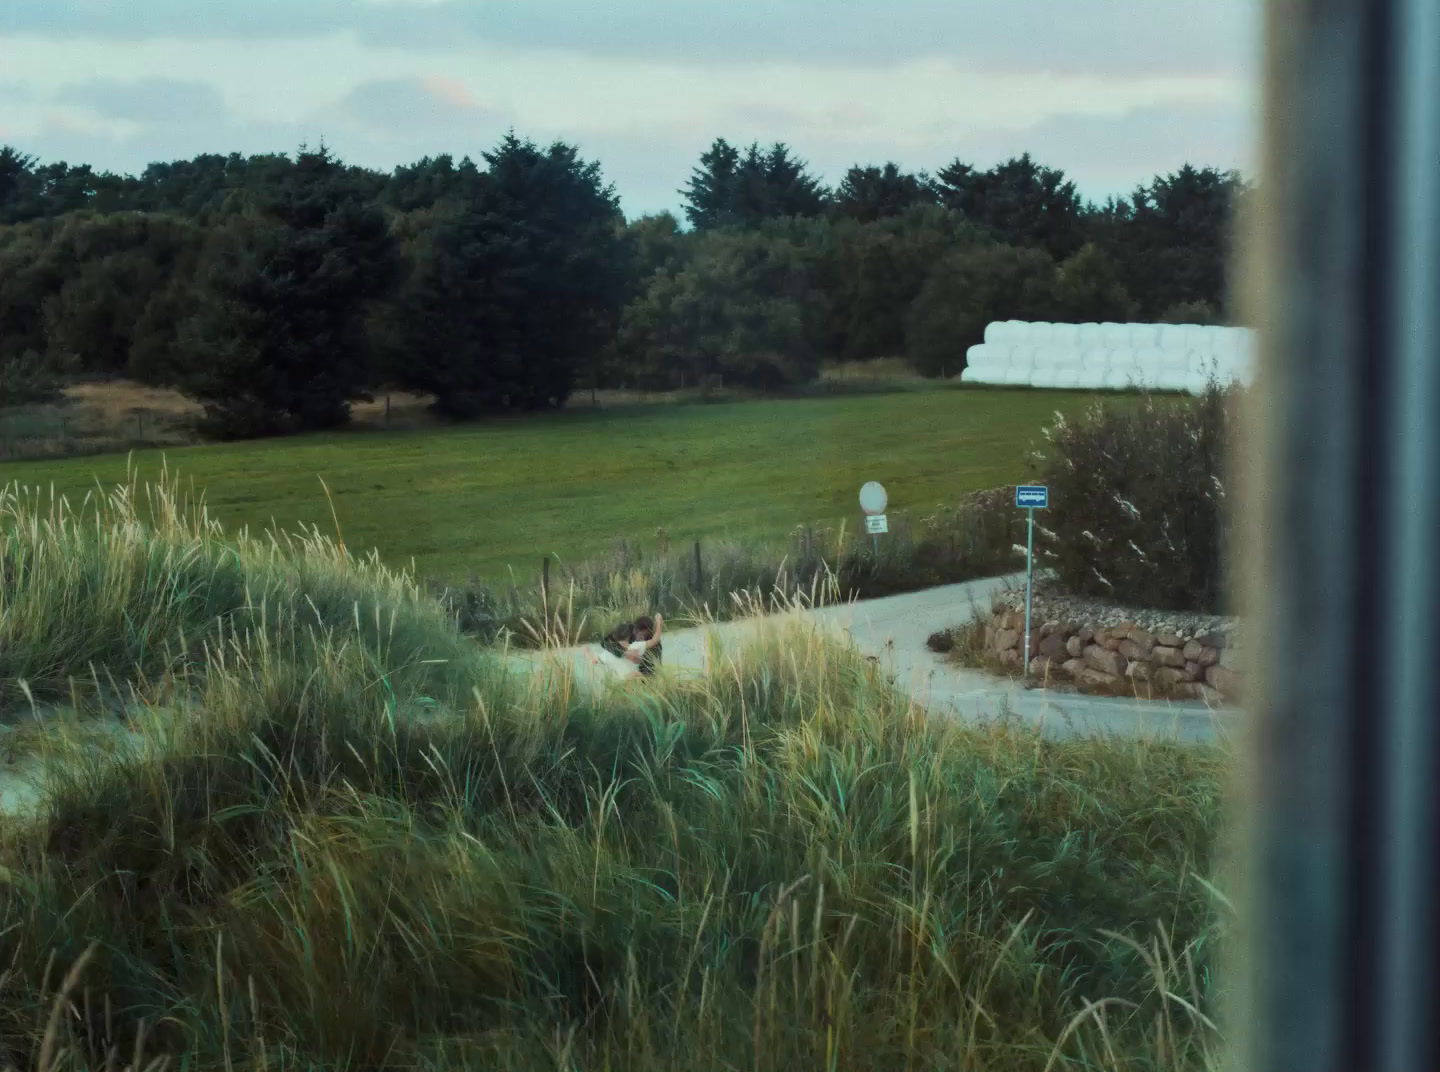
(1035, 384, 1238, 612)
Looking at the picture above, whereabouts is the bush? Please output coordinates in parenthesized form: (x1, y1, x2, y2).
(1035, 384, 1238, 612)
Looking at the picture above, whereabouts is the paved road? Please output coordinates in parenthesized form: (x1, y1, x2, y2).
(529, 573, 1238, 745)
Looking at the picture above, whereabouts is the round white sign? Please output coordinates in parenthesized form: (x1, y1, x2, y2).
(859, 481, 888, 515)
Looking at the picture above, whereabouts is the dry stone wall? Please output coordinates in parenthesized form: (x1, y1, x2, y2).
(983, 577, 1244, 703)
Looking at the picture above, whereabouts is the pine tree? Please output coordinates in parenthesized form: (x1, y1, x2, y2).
(393, 134, 624, 417)
(935, 153, 1085, 259)
(681, 139, 743, 229)
(682, 139, 826, 228)
(173, 145, 399, 437)
(832, 163, 937, 222)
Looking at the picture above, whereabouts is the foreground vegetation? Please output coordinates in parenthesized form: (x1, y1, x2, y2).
(0, 476, 1230, 1070)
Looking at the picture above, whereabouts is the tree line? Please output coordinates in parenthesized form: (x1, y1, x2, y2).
(0, 137, 1248, 438)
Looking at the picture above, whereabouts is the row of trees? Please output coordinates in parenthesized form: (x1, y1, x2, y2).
(0, 138, 1247, 437)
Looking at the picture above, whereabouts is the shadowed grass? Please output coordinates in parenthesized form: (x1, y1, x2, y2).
(0, 479, 1230, 1071)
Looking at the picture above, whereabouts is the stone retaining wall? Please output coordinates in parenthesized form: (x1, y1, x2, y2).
(982, 577, 1244, 703)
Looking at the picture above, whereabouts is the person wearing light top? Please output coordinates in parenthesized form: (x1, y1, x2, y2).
(590, 614, 664, 680)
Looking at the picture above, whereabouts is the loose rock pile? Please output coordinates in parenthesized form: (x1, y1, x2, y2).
(983, 576, 1243, 703)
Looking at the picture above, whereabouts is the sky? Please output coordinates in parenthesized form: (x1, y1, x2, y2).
(0, 1, 1261, 219)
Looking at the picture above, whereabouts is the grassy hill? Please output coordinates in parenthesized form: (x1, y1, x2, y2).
(2, 386, 1108, 583)
(0, 476, 1230, 1071)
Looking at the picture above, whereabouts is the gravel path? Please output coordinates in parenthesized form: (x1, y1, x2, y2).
(530, 572, 1238, 745)
(3, 574, 1236, 818)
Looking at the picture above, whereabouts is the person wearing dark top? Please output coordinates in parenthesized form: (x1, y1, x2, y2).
(600, 615, 663, 676)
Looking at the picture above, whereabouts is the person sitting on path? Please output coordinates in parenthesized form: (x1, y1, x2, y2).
(630, 615, 663, 676)
(592, 614, 664, 680)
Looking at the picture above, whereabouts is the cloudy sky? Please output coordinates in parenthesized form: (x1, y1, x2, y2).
(0, 1, 1261, 218)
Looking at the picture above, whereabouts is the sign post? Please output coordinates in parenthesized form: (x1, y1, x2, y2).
(1014, 485, 1049, 671)
(859, 481, 888, 556)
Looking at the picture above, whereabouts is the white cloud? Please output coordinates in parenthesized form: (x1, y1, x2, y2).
(2, 1, 1259, 77)
(0, 4, 1259, 217)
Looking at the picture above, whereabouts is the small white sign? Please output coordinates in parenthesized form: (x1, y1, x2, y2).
(859, 481, 888, 515)
(865, 514, 888, 534)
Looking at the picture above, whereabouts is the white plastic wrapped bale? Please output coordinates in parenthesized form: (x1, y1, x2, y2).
(1050, 322, 1081, 347)
(1156, 324, 1190, 352)
(961, 360, 1004, 384)
(1129, 324, 1160, 348)
(963, 343, 1010, 378)
(1076, 322, 1104, 346)
(1132, 346, 1166, 370)
(1032, 345, 1075, 371)
(1026, 322, 1055, 346)
(997, 346, 1035, 385)
(1079, 346, 1110, 369)
(1029, 363, 1062, 388)
(1212, 326, 1243, 355)
(1103, 367, 1140, 390)
(1153, 354, 1194, 391)
(1097, 322, 1129, 348)
(982, 321, 1014, 345)
(1187, 350, 1222, 376)
(1185, 374, 1211, 396)
(1179, 324, 1212, 352)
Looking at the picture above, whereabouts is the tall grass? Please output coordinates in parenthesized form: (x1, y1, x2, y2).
(0, 476, 1230, 1070)
(0, 465, 482, 712)
(431, 487, 1026, 644)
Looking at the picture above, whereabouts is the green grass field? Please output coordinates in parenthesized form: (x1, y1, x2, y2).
(3, 387, 1105, 582)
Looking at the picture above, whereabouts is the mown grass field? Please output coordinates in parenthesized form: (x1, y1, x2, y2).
(2, 386, 1106, 582)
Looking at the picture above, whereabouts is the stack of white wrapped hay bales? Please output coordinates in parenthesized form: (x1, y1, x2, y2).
(961, 322, 1255, 393)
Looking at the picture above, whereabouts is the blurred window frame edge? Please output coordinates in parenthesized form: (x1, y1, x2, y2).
(1230, 2, 1440, 1071)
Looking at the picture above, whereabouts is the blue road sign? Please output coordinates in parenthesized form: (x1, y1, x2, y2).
(1015, 485, 1049, 509)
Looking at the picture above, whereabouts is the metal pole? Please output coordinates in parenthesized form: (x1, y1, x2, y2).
(1237, 1, 1440, 1070)
(1023, 506, 1034, 670)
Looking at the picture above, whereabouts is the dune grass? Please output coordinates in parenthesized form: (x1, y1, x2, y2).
(0, 476, 1230, 1071)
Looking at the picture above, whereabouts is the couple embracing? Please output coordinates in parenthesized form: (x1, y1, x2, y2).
(591, 614, 664, 681)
